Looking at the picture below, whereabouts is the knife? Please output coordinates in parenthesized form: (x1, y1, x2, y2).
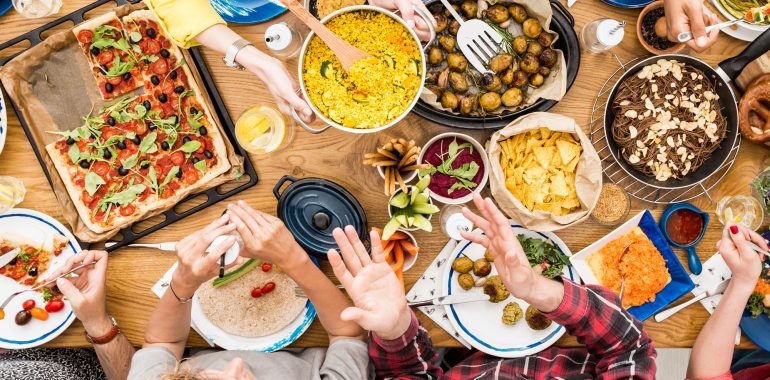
(655, 279, 731, 322)
(105, 242, 177, 251)
(408, 293, 490, 307)
(0, 248, 20, 267)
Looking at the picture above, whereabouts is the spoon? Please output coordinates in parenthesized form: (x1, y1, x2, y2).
(279, 0, 370, 72)
(676, 19, 742, 43)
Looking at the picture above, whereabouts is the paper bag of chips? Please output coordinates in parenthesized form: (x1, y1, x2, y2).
(487, 112, 602, 231)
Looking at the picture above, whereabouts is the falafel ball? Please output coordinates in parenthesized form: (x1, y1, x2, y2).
(473, 258, 492, 277)
(452, 256, 474, 273)
(502, 302, 523, 325)
(483, 275, 510, 302)
(525, 306, 553, 330)
(458, 273, 475, 290)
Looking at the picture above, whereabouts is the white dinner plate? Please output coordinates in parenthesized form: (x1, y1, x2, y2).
(190, 258, 319, 351)
(0, 208, 81, 349)
(442, 224, 579, 358)
(710, 0, 767, 42)
(0, 87, 7, 156)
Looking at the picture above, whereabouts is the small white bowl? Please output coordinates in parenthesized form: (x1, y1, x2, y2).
(387, 188, 434, 232)
(376, 165, 418, 184)
(398, 230, 419, 272)
(417, 132, 490, 205)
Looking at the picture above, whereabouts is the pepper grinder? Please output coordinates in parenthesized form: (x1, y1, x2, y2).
(265, 22, 303, 59)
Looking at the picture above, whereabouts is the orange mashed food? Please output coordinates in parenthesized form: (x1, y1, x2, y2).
(587, 227, 671, 308)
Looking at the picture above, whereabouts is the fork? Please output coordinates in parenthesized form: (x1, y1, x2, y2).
(294, 284, 345, 298)
(439, 0, 501, 73)
(0, 260, 97, 310)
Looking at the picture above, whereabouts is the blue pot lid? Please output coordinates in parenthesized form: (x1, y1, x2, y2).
(275, 176, 368, 258)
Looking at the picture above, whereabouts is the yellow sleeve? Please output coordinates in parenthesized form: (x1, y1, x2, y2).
(143, 0, 225, 49)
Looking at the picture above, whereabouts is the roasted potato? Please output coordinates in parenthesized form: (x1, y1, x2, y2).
(501, 87, 523, 107)
(441, 91, 460, 110)
(538, 31, 555, 47)
(473, 258, 492, 277)
(449, 20, 461, 35)
(480, 92, 502, 112)
(539, 48, 558, 68)
(459, 94, 479, 115)
(447, 53, 468, 72)
(512, 70, 529, 87)
(500, 68, 514, 85)
(452, 256, 474, 273)
(538, 66, 551, 77)
(527, 41, 543, 57)
(512, 36, 528, 55)
(428, 47, 444, 65)
(485, 4, 509, 23)
(529, 73, 544, 87)
(520, 53, 540, 74)
(489, 53, 513, 73)
(522, 18, 542, 38)
(525, 306, 552, 330)
(502, 302, 523, 325)
(484, 250, 493, 262)
(434, 13, 448, 33)
(483, 275, 510, 302)
(458, 273, 475, 290)
(439, 34, 456, 52)
(448, 72, 469, 93)
(460, 0, 478, 18)
(508, 4, 528, 24)
(480, 73, 502, 92)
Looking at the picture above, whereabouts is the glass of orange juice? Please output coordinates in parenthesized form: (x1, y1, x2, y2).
(234, 106, 294, 155)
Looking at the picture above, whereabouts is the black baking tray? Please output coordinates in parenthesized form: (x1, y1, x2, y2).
(411, 0, 581, 129)
(0, 0, 258, 252)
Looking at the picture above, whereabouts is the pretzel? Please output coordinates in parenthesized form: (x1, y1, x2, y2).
(739, 80, 770, 145)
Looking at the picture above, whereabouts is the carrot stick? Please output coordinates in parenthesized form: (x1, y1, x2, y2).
(394, 266, 404, 292)
(389, 231, 409, 240)
(383, 240, 396, 263)
(399, 240, 419, 256)
(392, 244, 405, 272)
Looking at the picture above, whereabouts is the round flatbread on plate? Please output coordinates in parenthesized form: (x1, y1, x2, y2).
(0, 208, 81, 349)
(192, 257, 318, 351)
(442, 224, 579, 358)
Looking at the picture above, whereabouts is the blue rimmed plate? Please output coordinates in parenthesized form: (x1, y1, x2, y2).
(0, 0, 12, 17)
(191, 256, 318, 351)
(739, 231, 770, 352)
(600, 0, 653, 8)
(210, 0, 286, 24)
(0, 208, 81, 349)
(571, 210, 696, 321)
(442, 224, 578, 358)
(0, 81, 7, 156)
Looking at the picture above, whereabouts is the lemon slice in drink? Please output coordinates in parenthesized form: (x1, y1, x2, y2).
(235, 106, 286, 154)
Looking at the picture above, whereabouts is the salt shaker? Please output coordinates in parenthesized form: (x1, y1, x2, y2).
(265, 22, 302, 59)
(440, 205, 474, 241)
(581, 19, 625, 53)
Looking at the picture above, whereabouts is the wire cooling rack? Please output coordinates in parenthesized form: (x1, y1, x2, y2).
(588, 54, 741, 204)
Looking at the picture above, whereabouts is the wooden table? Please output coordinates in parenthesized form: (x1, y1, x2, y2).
(0, 0, 765, 349)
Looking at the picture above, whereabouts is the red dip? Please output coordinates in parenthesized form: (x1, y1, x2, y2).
(422, 137, 485, 198)
(666, 209, 704, 245)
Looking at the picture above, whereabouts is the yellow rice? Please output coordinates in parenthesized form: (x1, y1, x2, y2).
(302, 10, 422, 129)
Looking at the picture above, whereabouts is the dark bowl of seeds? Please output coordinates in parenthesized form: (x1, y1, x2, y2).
(637, 1, 684, 55)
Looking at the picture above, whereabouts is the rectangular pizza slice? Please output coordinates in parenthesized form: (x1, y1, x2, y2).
(0, 234, 67, 286)
(73, 12, 143, 100)
(121, 10, 186, 93)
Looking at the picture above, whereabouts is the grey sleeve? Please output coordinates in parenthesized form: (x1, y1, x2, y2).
(127, 346, 179, 380)
(319, 338, 371, 380)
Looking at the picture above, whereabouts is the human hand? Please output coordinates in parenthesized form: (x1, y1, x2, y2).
(226, 201, 307, 271)
(49, 250, 109, 335)
(328, 226, 410, 340)
(173, 213, 239, 291)
(718, 224, 767, 291)
(242, 50, 315, 123)
(664, 0, 720, 52)
(369, 0, 436, 41)
(460, 194, 539, 301)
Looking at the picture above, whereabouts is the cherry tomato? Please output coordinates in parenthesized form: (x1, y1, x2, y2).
(261, 282, 276, 294)
(15, 310, 31, 325)
(77, 30, 94, 44)
(97, 50, 114, 65)
(150, 57, 169, 75)
(170, 151, 185, 166)
(119, 204, 136, 216)
(107, 75, 123, 86)
(22, 299, 35, 311)
(145, 39, 162, 55)
(250, 287, 263, 298)
(45, 299, 65, 313)
(30, 307, 48, 321)
(261, 263, 272, 272)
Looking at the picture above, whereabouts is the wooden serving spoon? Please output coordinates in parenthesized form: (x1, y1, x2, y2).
(280, 0, 370, 72)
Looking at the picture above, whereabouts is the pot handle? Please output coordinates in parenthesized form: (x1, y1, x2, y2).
(550, 0, 574, 27)
(291, 107, 331, 134)
(273, 175, 299, 199)
(717, 29, 770, 82)
(413, 5, 437, 49)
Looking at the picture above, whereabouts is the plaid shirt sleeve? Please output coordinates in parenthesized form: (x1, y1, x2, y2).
(544, 278, 657, 380)
(369, 309, 443, 379)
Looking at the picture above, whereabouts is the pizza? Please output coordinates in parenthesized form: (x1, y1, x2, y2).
(0, 234, 68, 286)
(73, 12, 143, 99)
(49, 9, 233, 234)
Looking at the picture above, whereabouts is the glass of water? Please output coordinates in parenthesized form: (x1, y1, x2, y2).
(12, 0, 62, 19)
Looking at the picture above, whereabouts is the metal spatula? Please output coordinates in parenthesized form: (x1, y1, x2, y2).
(439, 0, 502, 74)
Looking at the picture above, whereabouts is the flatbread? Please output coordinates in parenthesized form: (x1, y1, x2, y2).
(197, 266, 307, 338)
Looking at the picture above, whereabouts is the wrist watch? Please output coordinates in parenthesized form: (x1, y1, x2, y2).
(223, 38, 253, 70)
(85, 315, 121, 345)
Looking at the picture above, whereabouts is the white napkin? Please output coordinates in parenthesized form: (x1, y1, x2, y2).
(406, 239, 472, 349)
(689, 252, 741, 344)
(151, 263, 215, 347)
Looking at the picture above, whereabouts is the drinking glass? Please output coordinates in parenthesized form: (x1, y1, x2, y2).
(716, 195, 764, 231)
(12, 0, 62, 19)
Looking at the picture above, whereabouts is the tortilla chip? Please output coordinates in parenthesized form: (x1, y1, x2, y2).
(532, 146, 555, 170)
(551, 171, 568, 197)
(556, 140, 581, 165)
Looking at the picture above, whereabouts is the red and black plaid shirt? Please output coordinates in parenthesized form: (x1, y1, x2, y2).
(370, 278, 657, 379)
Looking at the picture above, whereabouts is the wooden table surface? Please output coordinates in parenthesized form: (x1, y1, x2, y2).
(0, 0, 766, 349)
